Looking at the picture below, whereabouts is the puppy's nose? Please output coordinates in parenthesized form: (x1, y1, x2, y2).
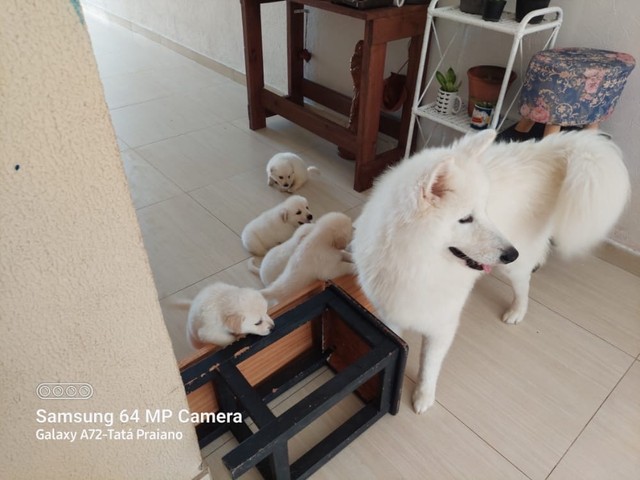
(499, 246, 519, 264)
(283, 183, 289, 187)
(307, 214, 313, 221)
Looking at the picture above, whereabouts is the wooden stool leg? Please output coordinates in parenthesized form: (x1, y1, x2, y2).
(514, 117, 535, 133)
(543, 124, 561, 136)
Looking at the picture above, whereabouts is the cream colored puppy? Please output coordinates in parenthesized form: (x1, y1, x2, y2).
(186, 282, 274, 349)
(260, 212, 355, 304)
(241, 195, 313, 256)
(248, 223, 316, 286)
(267, 152, 320, 193)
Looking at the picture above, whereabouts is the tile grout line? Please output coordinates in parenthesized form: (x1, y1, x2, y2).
(489, 271, 638, 360)
(544, 359, 637, 480)
(402, 376, 535, 480)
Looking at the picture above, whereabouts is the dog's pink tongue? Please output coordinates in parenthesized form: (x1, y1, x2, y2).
(482, 264, 493, 274)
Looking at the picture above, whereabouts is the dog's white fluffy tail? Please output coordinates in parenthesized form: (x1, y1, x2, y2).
(551, 133, 630, 258)
(307, 166, 321, 175)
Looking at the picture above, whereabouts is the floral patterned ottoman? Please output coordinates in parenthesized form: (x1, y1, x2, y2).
(519, 48, 635, 127)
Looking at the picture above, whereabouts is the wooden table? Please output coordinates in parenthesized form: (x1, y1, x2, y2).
(239, 0, 427, 191)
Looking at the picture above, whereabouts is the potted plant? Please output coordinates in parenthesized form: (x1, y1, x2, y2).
(434, 67, 462, 115)
(515, 0, 551, 24)
(466, 65, 516, 116)
(470, 101, 494, 129)
(482, 0, 507, 22)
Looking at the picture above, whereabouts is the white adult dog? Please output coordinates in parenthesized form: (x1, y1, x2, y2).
(241, 195, 313, 256)
(186, 282, 274, 349)
(248, 223, 316, 286)
(267, 152, 320, 193)
(353, 129, 630, 414)
(261, 212, 356, 303)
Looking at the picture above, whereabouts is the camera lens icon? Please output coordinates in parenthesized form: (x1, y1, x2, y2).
(37, 383, 93, 400)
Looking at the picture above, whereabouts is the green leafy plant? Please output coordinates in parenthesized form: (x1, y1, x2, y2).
(475, 101, 494, 108)
(435, 67, 461, 93)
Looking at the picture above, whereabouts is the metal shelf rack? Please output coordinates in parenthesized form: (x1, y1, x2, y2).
(406, 0, 563, 153)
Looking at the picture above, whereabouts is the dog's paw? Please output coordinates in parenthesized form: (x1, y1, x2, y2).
(412, 389, 435, 414)
(502, 307, 525, 325)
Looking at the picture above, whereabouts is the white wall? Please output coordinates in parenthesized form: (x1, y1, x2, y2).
(82, 0, 640, 251)
(0, 1, 206, 478)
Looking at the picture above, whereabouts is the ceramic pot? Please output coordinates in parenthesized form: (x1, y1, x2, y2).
(470, 104, 494, 129)
(482, 0, 507, 22)
(435, 89, 462, 115)
(516, 0, 551, 24)
(466, 65, 517, 116)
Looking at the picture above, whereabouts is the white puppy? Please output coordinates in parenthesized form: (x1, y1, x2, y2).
(241, 195, 314, 256)
(267, 152, 320, 193)
(248, 223, 316, 286)
(261, 212, 355, 304)
(186, 282, 274, 349)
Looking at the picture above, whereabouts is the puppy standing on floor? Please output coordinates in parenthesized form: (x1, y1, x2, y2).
(260, 212, 355, 304)
(241, 195, 314, 256)
(185, 282, 274, 349)
(267, 152, 320, 193)
(248, 222, 316, 286)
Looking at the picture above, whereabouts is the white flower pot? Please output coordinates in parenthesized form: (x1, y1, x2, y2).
(435, 89, 462, 115)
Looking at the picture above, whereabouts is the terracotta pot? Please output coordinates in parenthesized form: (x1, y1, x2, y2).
(466, 65, 517, 116)
(516, 0, 551, 24)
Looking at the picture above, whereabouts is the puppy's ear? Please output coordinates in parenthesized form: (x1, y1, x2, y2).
(280, 208, 289, 223)
(420, 158, 453, 208)
(268, 176, 275, 186)
(225, 314, 244, 334)
(332, 234, 349, 250)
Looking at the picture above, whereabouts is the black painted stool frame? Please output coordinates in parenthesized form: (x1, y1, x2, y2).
(181, 285, 407, 480)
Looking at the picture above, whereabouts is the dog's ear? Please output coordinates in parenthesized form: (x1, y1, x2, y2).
(225, 314, 244, 334)
(420, 158, 452, 208)
(459, 129, 496, 157)
(280, 208, 289, 223)
(268, 176, 275, 186)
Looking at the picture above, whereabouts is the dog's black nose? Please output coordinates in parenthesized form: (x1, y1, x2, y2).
(500, 246, 519, 264)
(283, 183, 289, 187)
(307, 214, 313, 220)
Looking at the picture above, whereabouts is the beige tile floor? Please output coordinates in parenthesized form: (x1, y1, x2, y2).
(85, 11, 640, 480)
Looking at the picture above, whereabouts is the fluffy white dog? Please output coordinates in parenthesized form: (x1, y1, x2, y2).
(267, 152, 320, 193)
(241, 195, 313, 256)
(186, 282, 274, 349)
(261, 212, 356, 303)
(353, 129, 629, 414)
(248, 223, 316, 286)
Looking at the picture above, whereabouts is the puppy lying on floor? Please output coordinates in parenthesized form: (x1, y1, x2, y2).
(267, 152, 320, 193)
(248, 223, 316, 286)
(241, 195, 314, 256)
(186, 282, 274, 349)
(260, 212, 355, 304)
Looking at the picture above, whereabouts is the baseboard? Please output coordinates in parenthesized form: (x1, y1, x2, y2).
(594, 241, 640, 278)
(82, 4, 247, 86)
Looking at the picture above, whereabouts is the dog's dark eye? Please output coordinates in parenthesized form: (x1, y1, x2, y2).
(254, 319, 263, 326)
(459, 215, 474, 224)
(278, 176, 283, 180)
(296, 210, 302, 215)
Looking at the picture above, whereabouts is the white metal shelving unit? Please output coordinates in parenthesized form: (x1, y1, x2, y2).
(405, 0, 563, 154)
